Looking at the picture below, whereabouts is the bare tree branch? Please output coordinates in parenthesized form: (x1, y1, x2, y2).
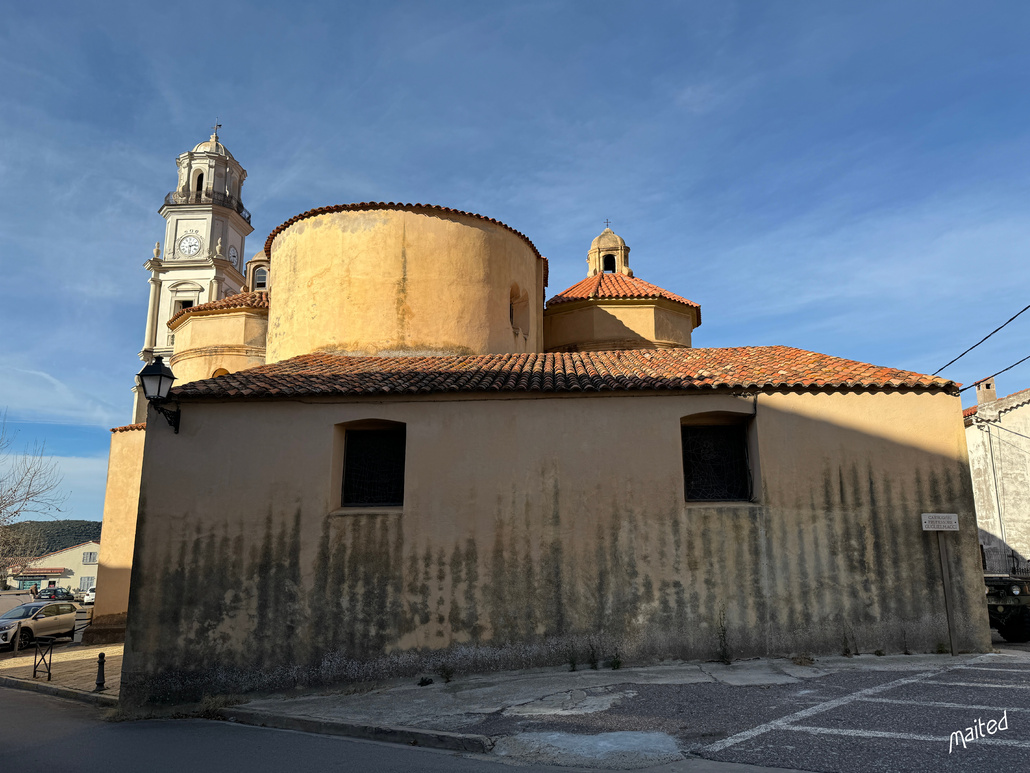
(0, 414, 66, 587)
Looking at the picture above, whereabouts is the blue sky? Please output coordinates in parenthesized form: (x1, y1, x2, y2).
(2, 1, 1029, 521)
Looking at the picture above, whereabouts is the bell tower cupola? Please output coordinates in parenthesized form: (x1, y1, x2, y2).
(140, 125, 255, 369)
(587, 226, 632, 277)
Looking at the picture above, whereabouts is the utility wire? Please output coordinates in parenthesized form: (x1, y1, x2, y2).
(934, 302, 1030, 375)
(959, 353, 1030, 392)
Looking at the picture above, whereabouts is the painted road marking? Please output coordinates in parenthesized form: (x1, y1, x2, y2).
(856, 697, 1030, 712)
(952, 666, 1030, 674)
(923, 681, 1030, 690)
(704, 669, 943, 752)
(782, 724, 1030, 748)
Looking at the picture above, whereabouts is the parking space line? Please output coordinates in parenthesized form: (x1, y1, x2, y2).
(952, 666, 1030, 674)
(856, 697, 1030, 712)
(783, 725, 1030, 748)
(923, 681, 1030, 690)
(704, 669, 943, 753)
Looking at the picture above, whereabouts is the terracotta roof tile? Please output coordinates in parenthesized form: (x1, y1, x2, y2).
(173, 347, 956, 399)
(168, 291, 269, 327)
(962, 405, 978, 419)
(111, 423, 146, 433)
(547, 274, 701, 321)
(264, 202, 548, 286)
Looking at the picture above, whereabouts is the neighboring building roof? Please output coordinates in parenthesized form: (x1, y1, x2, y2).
(111, 423, 146, 433)
(174, 346, 956, 399)
(963, 405, 978, 419)
(263, 203, 549, 286)
(168, 291, 270, 327)
(547, 273, 701, 319)
(28, 541, 100, 562)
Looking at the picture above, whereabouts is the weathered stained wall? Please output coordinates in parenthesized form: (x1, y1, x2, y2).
(169, 309, 267, 384)
(87, 426, 146, 643)
(266, 208, 545, 362)
(966, 397, 1030, 572)
(544, 299, 695, 352)
(122, 389, 989, 703)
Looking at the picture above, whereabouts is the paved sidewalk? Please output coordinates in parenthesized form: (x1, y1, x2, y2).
(223, 651, 998, 770)
(0, 642, 121, 706)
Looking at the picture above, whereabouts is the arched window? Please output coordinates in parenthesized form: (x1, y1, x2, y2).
(602, 254, 616, 273)
(195, 173, 204, 194)
(212, 368, 230, 378)
(254, 267, 268, 290)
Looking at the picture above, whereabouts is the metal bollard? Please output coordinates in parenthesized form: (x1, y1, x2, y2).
(94, 652, 106, 693)
(12, 622, 20, 656)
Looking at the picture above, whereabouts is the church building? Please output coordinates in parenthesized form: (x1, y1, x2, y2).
(90, 134, 990, 705)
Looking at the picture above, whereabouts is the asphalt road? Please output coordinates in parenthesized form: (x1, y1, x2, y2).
(0, 688, 553, 773)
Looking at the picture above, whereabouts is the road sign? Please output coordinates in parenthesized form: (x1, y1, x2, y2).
(922, 512, 959, 531)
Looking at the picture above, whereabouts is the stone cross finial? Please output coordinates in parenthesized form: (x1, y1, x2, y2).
(211, 119, 221, 140)
(604, 218, 611, 229)
(153, 242, 161, 259)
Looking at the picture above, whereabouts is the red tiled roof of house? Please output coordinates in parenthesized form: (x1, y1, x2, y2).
(168, 291, 269, 327)
(173, 347, 956, 399)
(111, 423, 146, 433)
(263, 202, 548, 286)
(962, 405, 978, 419)
(16, 567, 66, 576)
(547, 274, 701, 319)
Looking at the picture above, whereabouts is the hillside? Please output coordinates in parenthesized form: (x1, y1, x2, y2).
(8, 520, 102, 556)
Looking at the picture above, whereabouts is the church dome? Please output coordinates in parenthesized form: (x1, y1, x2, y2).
(191, 133, 236, 161)
(590, 228, 626, 251)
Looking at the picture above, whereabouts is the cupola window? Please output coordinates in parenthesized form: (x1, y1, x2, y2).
(195, 173, 204, 194)
(254, 267, 268, 291)
(602, 254, 616, 273)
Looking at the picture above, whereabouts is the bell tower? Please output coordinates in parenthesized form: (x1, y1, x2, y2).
(140, 126, 254, 366)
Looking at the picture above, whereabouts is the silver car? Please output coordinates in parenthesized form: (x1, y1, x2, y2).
(0, 601, 77, 649)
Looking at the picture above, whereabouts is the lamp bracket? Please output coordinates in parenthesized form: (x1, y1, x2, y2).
(151, 400, 181, 434)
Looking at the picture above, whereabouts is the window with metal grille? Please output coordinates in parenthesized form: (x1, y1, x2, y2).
(342, 428, 406, 506)
(681, 424, 751, 501)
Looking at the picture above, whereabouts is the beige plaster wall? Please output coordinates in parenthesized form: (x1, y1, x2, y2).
(544, 300, 694, 352)
(122, 388, 988, 703)
(169, 310, 267, 384)
(266, 209, 544, 362)
(966, 401, 1030, 572)
(88, 427, 146, 641)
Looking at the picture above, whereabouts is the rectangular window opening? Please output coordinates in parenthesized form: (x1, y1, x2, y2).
(681, 424, 752, 502)
(342, 428, 406, 507)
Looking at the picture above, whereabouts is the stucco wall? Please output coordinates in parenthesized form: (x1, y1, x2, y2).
(266, 208, 545, 362)
(89, 427, 146, 641)
(966, 400, 1030, 572)
(169, 309, 268, 384)
(544, 300, 694, 352)
(122, 389, 989, 704)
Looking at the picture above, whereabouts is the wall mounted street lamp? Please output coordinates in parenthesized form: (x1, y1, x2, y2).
(136, 356, 180, 433)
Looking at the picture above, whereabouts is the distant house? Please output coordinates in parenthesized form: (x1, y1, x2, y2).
(10, 540, 101, 592)
(965, 379, 1030, 574)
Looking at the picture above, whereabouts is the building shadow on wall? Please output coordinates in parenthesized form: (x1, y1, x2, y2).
(979, 528, 1030, 576)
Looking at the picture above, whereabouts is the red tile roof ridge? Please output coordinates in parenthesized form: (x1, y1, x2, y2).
(111, 422, 146, 433)
(962, 405, 978, 418)
(168, 291, 269, 327)
(263, 202, 548, 285)
(173, 346, 957, 399)
(547, 273, 701, 321)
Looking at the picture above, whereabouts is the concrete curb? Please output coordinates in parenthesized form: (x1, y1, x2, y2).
(0, 675, 118, 707)
(219, 706, 494, 753)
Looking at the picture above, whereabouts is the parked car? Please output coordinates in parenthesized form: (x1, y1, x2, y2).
(0, 602, 78, 649)
(985, 575, 1030, 643)
(83, 587, 96, 605)
(35, 587, 75, 601)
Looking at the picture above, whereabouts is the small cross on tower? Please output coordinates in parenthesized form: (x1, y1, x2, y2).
(211, 119, 222, 140)
(604, 218, 612, 229)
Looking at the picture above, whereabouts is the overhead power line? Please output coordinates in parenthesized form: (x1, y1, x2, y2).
(959, 353, 1030, 392)
(934, 301, 1030, 375)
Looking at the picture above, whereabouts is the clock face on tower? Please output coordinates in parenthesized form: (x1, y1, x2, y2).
(178, 235, 201, 257)
(228, 245, 239, 267)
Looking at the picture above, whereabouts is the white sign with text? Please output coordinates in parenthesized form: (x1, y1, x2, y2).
(922, 513, 959, 531)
